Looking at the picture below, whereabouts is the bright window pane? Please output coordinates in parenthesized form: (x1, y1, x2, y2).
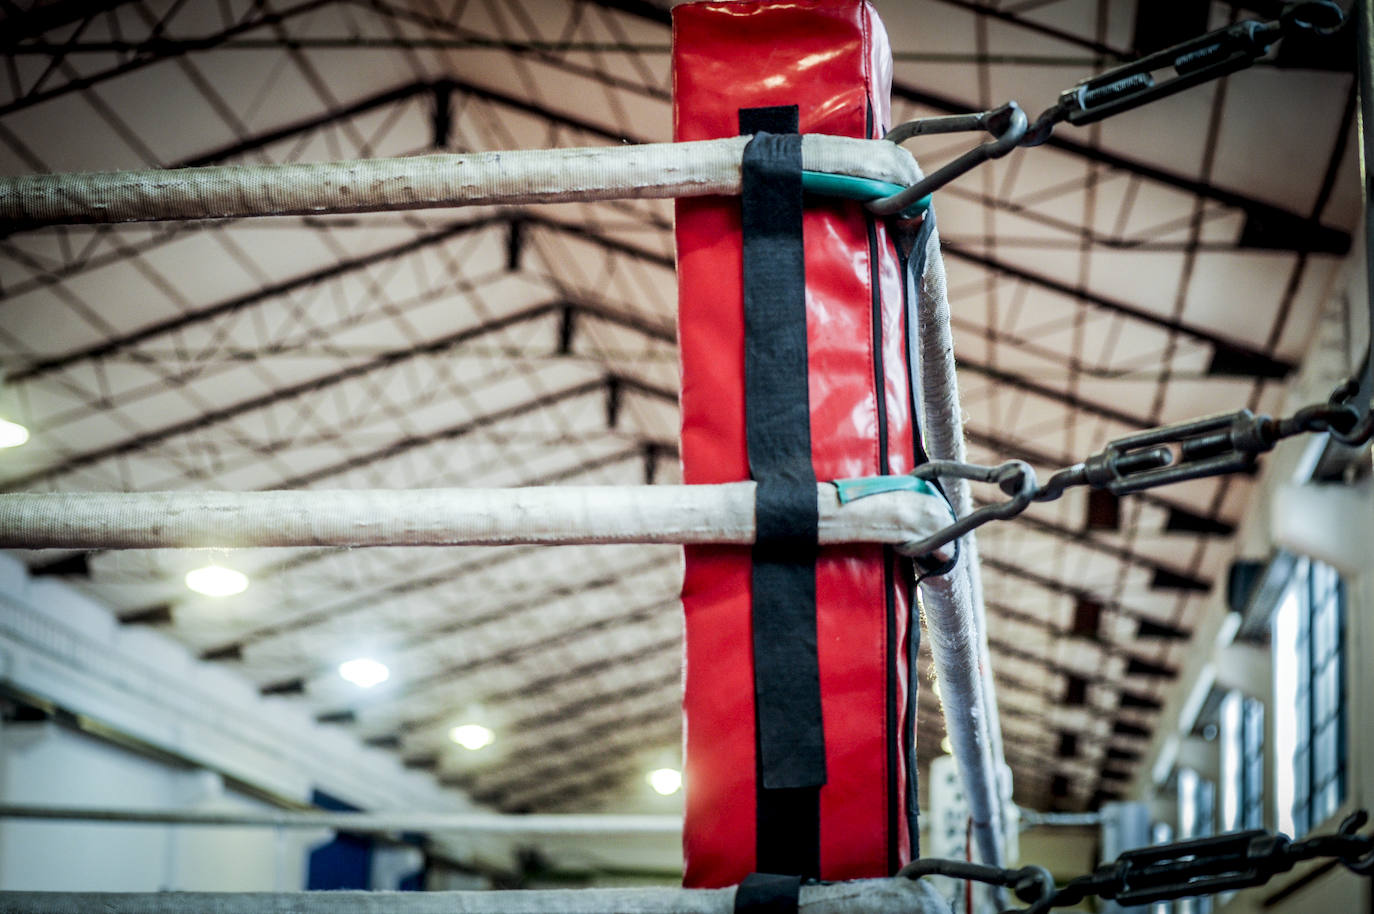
(1273, 586, 1301, 837)
(1220, 691, 1242, 832)
(1273, 558, 1346, 838)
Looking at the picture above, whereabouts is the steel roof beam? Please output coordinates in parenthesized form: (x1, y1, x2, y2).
(0, 0, 337, 118)
(304, 601, 678, 718)
(940, 241, 1295, 377)
(8, 212, 670, 395)
(5, 293, 673, 491)
(258, 564, 677, 696)
(393, 668, 683, 763)
(356, 634, 682, 739)
(976, 550, 1184, 633)
(926, 0, 1127, 58)
(971, 493, 1212, 592)
(384, 654, 678, 741)
(988, 632, 1175, 689)
(461, 705, 680, 802)
(0, 0, 141, 49)
(501, 755, 665, 812)
(957, 353, 1158, 429)
(983, 598, 1179, 676)
(7, 216, 504, 385)
(894, 83, 1350, 259)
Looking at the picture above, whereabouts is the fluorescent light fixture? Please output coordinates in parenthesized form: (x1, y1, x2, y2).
(0, 418, 29, 449)
(1273, 588, 1300, 837)
(1216, 610, 1242, 648)
(1152, 734, 1179, 786)
(338, 658, 390, 688)
(449, 723, 494, 751)
(185, 564, 248, 597)
(1177, 663, 1216, 734)
(1219, 691, 1242, 832)
(647, 767, 682, 796)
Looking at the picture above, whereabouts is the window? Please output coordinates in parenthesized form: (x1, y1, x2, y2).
(1151, 822, 1174, 914)
(1220, 690, 1264, 832)
(1176, 767, 1215, 914)
(1273, 558, 1346, 837)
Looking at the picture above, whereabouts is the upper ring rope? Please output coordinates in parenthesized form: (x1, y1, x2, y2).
(0, 134, 920, 229)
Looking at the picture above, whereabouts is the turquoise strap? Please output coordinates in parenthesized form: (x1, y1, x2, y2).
(801, 171, 931, 218)
(832, 473, 943, 504)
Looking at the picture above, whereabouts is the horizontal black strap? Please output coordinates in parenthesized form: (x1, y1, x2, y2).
(734, 873, 801, 914)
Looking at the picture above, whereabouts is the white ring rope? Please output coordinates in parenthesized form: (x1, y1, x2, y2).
(0, 881, 952, 914)
(0, 804, 680, 836)
(0, 483, 955, 551)
(0, 135, 920, 227)
(911, 222, 1009, 870)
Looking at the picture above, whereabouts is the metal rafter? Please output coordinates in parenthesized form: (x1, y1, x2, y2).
(970, 493, 1211, 591)
(256, 562, 678, 696)
(0, 0, 141, 48)
(941, 241, 1295, 377)
(0, 0, 339, 118)
(3, 289, 673, 491)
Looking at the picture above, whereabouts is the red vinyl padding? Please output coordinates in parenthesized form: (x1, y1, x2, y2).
(673, 0, 920, 887)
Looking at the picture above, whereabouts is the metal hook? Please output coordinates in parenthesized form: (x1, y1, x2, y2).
(896, 458, 1037, 558)
(866, 102, 1028, 217)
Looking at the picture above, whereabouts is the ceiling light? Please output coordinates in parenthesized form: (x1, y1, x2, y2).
(338, 658, 390, 688)
(647, 767, 682, 796)
(940, 736, 953, 754)
(0, 419, 29, 449)
(449, 723, 494, 751)
(185, 564, 248, 597)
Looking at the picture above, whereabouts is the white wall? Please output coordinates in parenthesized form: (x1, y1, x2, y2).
(0, 550, 557, 885)
(0, 552, 687, 883)
(1127, 233, 1374, 913)
(0, 720, 321, 890)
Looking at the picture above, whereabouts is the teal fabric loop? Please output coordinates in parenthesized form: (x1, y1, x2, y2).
(831, 473, 943, 504)
(800, 171, 931, 218)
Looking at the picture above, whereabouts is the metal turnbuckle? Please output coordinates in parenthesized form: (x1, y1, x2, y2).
(1073, 410, 1270, 496)
(1022, 1, 1346, 145)
(1016, 809, 1374, 912)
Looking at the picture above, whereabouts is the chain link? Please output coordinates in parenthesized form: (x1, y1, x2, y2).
(897, 811, 1374, 913)
(903, 397, 1372, 559)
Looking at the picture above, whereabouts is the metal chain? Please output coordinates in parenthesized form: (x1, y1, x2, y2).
(900, 398, 1372, 558)
(897, 811, 1374, 913)
(1020, 1, 1347, 147)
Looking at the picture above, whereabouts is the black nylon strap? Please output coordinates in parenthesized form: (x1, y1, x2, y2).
(740, 104, 824, 879)
(734, 873, 801, 914)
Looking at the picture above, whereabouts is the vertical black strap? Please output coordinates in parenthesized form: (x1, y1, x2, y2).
(740, 104, 823, 878)
(734, 873, 801, 914)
